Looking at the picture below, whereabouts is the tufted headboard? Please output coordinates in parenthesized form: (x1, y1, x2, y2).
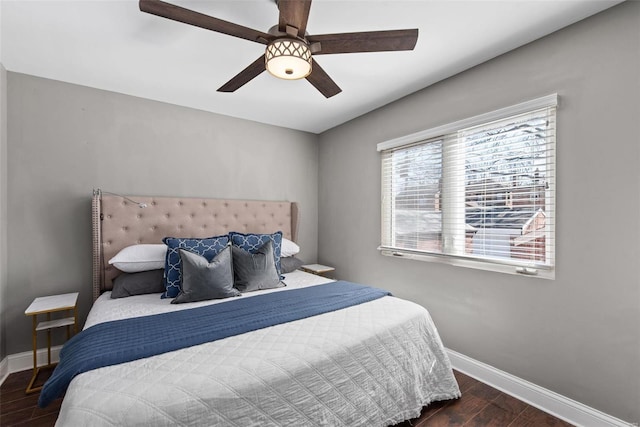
(92, 190, 299, 301)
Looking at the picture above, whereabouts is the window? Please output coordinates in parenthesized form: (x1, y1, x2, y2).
(378, 95, 556, 278)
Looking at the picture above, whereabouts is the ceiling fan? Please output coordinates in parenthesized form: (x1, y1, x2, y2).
(139, 0, 419, 98)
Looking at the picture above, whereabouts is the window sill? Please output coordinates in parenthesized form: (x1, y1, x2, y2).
(378, 247, 555, 280)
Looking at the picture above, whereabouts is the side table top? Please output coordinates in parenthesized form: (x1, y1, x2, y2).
(301, 264, 335, 274)
(25, 292, 79, 315)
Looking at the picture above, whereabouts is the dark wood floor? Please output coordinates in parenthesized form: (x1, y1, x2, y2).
(396, 370, 574, 427)
(1, 368, 574, 426)
(1, 366, 61, 427)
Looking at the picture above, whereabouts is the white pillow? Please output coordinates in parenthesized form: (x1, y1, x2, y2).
(108, 244, 167, 273)
(281, 238, 300, 258)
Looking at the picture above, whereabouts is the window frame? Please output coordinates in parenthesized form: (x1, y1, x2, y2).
(377, 94, 557, 279)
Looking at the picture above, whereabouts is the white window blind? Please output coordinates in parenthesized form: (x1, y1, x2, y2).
(379, 96, 556, 278)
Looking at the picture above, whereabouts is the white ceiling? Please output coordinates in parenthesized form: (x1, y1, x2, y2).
(1, 0, 622, 134)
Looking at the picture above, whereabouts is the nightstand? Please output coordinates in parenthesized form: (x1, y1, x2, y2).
(24, 292, 79, 394)
(301, 264, 336, 278)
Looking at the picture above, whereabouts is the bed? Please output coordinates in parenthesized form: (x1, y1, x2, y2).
(45, 190, 460, 426)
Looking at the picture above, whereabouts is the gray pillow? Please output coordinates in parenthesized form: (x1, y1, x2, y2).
(171, 246, 240, 304)
(111, 269, 165, 299)
(281, 256, 304, 274)
(232, 240, 283, 292)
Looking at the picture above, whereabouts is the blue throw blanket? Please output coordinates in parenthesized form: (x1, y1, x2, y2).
(38, 281, 391, 407)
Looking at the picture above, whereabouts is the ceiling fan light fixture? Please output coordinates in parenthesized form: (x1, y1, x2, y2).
(265, 38, 312, 80)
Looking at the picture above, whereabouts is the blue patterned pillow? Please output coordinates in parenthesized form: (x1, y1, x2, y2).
(161, 235, 230, 298)
(229, 231, 283, 276)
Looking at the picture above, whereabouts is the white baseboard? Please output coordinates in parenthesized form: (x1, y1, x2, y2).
(0, 355, 8, 385)
(0, 345, 62, 386)
(446, 348, 633, 427)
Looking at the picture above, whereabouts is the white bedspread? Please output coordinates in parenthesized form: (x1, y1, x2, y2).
(56, 271, 460, 426)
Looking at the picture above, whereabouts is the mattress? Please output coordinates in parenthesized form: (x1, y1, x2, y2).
(56, 271, 460, 426)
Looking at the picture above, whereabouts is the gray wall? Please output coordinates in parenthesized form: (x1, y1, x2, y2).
(0, 63, 7, 361)
(318, 2, 639, 424)
(5, 73, 319, 355)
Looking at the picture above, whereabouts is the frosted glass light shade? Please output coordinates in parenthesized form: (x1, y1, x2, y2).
(265, 39, 312, 80)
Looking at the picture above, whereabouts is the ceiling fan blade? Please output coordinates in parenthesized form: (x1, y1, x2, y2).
(139, 0, 273, 45)
(277, 0, 312, 37)
(306, 59, 341, 98)
(218, 55, 266, 93)
(308, 29, 418, 54)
